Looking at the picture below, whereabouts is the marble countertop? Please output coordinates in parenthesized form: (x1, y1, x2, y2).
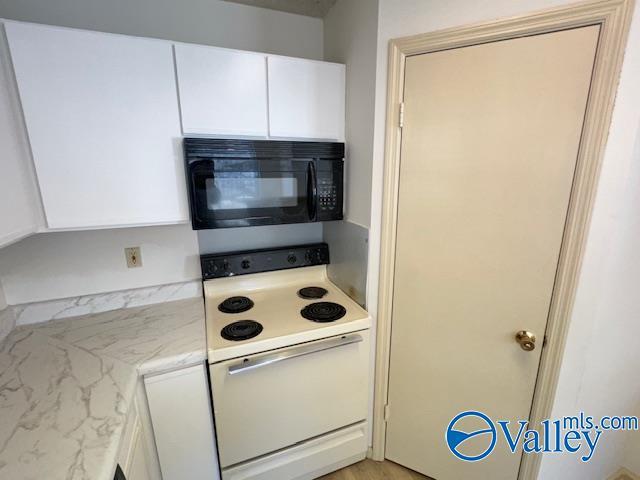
(0, 297, 207, 480)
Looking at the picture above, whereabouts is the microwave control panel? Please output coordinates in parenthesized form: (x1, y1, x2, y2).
(318, 179, 338, 212)
(315, 160, 343, 221)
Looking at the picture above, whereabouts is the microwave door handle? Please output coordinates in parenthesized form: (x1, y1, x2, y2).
(228, 334, 363, 375)
(192, 161, 214, 223)
(307, 161, 318, 221)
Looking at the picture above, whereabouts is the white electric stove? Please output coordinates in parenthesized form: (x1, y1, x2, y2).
(202, 244, 371, 480)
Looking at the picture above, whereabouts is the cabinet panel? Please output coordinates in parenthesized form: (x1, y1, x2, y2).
(5, 22, 186, 229)
(175, 44, 268, 137)
(117, 398, 153, 480)
(268, 56, 345, 141)
(127, 421, 152, 480)
(144, 364, 220, 480)
(0, 25, 41, 247)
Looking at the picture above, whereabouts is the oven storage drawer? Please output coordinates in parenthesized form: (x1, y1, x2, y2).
(221, 422, 367, 480)
(209, 331, 370, 467)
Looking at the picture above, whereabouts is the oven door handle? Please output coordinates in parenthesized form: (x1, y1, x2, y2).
(228, 333, 363, 375)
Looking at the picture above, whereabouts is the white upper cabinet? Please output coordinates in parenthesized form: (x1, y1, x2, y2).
(5, 22, 187, 230)
(267, 56, 345, 141)
(175, 44, 268, 137)
(0, 26, 42, 248)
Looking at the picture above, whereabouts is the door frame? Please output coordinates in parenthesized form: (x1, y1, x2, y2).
(371, 0, 634, 478)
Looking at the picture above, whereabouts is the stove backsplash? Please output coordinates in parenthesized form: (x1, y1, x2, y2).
(323, 220, 368, 308)
(196, 220, 368, 308)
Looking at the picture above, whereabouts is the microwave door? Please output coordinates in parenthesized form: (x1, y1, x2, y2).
(190, 159, 312, 229)
(190, 160, 215, 229)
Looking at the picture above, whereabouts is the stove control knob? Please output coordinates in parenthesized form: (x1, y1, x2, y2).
(287, 254, 297, 264)
(223, 261, 231, 272)
(241, 259, 251, 270)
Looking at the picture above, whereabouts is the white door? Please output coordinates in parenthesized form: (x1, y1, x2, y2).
(385, 26, 599, 479)
(5, 22, 186, 230)
(267, 56, 345, 140)
(174, 44, 268, 137)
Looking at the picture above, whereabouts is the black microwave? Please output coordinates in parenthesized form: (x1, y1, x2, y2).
(184, 138, 344, 230)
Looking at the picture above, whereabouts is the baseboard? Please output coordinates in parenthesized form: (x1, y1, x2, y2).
(608, 467, 640, 480)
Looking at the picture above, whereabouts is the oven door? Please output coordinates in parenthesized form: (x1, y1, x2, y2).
(189, 158, 315, 229)
(209, 331, 370, 468)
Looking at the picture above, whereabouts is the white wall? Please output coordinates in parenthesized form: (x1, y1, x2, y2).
(0, 0, 325, 306)
(0, 225, 201, 304)
(0, 0, 323, 60)
(324, 0, 378, 227)
(539, 3, 640, 477)
(539, 123, 640, 478)
(367, 0, 640, 478)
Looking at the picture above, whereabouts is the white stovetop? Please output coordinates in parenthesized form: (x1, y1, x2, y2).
(204, 265, 371, 362)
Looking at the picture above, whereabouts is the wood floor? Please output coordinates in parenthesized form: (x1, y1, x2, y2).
(319, 459, 432, 480)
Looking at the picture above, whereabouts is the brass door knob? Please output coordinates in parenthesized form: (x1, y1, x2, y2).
(515, 331, 537, 351)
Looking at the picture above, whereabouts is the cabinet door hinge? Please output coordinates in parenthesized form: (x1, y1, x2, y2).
(384, 404, 391, 422)
(399, 102, 405, 128)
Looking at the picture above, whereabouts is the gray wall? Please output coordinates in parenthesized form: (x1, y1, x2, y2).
(198, 223, 322, 255)
(324, 0, 378, 227)
(0, 0, 323, 59)
(322, 0, 378, 307)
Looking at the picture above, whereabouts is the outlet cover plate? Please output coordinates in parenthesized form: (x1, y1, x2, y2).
(125, 247, 142, 268)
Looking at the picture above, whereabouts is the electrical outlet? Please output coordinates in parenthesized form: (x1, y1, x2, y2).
(125, 247, 142, 268)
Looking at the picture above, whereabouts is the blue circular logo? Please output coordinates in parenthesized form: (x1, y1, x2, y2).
(446, 411, 497, 461)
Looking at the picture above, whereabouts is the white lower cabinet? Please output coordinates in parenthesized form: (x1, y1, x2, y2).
(128, 424, 152, 480)
(117, 383, 161, 480)
(144, 363, 220, 480)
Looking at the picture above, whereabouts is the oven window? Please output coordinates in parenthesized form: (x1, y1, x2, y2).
(206, 174, 299, 210)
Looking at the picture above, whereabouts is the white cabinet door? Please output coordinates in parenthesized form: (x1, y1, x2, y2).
(144, 364, 220, 480)
(267, 56, 345, 141)
(175, 44, 268, 137)
(5, 22, 186, 230)
(117, 397, 153, 480)
(127, 421, 153, 480)
(0, 26, 41, 247)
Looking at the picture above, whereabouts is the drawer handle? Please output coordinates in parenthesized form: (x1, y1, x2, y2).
(228, 333, 363, 375)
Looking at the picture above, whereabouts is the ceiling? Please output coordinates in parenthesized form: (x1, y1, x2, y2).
(223, 0, 338, 18)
